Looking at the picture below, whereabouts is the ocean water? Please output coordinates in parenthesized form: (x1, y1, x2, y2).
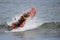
(0, 0, 60, 40)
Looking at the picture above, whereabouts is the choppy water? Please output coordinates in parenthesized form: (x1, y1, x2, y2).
(0, 0, 60, 40)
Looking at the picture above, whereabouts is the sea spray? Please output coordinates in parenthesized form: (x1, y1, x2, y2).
(6, 8, 43, 32)
(11, 16, 43, 32)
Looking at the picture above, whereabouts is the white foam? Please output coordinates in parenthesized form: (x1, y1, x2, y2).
(9, 17, 43, 32)
(7, 8, 43, 32)
(7, 15, 43, 32)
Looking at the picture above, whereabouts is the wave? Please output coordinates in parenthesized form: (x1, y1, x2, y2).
(7, 16, 43, 32)
(0, 22, 60, 32)
(5, 8, 41, 32)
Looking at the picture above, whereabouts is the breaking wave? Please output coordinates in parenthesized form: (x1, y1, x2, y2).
(6, 8, 43, 32)
(6, 14, 43, 32)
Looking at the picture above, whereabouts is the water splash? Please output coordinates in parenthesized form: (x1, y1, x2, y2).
(11, 17, 43, 32)
(6, 8, 43, 32)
